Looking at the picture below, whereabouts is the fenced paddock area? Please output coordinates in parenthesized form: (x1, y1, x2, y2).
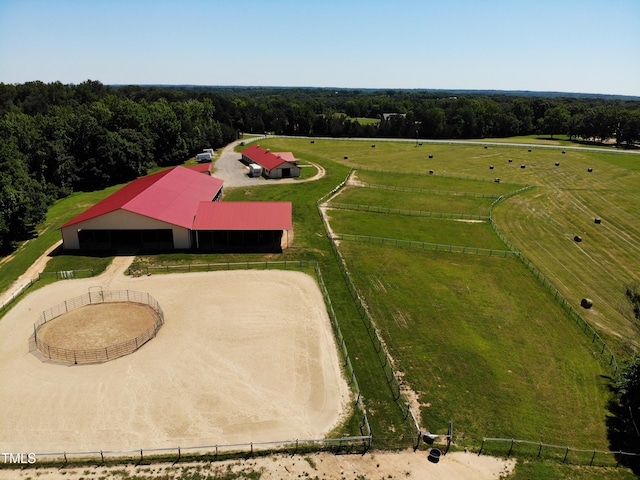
(33, 290, 164, 364)
(0, 266, 350, 454)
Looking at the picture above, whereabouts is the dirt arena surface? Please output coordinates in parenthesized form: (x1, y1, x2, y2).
(0, 450, 516, 479)
(37, 302, 157, 351)
(0, 260, 350, 453)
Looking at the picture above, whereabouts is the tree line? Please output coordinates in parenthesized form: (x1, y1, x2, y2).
(1, 80, 639, 252)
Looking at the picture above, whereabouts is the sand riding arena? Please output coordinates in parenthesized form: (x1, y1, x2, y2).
(0, 265, 350, 454)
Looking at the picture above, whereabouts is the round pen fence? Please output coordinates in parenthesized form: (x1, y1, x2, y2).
(33, 290, 164, 365)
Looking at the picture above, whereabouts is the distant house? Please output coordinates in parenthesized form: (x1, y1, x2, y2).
(241, 145, 301, 179)
(382, 113, 407, 121)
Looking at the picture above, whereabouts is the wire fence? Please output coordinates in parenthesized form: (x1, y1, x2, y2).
(479, 437, 640, 469)
(33, 290, 164, 365)
(328, 202, 490, 221)
(26, 435, 373, 466)
(355, 166, 524, 186)
(318, 170, 422, 437)
(1, 269, 98, 313)
(364, 183, 501, 198)
(488, 186, 619, 373)
(332, 233, 515, 258)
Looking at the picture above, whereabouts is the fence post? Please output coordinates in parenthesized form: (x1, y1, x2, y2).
(508, 439, 514, 457)
(563, 446, 569, 463)
(478, 439, 485, 455)
(590, 449, 596, 466)
(537, 442, 543, 457)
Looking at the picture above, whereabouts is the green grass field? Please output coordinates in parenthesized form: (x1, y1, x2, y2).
(2, 136, 639, 479)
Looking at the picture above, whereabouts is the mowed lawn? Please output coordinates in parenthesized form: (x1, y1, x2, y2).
(326, 210, 506, 250)
(332, 184, 497, 217)
(339, 243, 611, 447)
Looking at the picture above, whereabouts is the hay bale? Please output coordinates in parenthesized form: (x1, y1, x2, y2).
(494, 178, 500, 183)
(428, 154, 433, 159)
(562, 150, 566, 154)
(484, 145, 488, 149)
(521, 164, 526, 169)
(310, 140, 315, 144)
(371, 144, 376, 148)
(528, 149, 532, 152)
(508, 158, 513, 163)
(489, 165, 494, 170)
(344, 156, 348, 160)
(581, 298, 593, 309)
(594, 217, 602, 224)
(588, 168, 593, 172)
(555, 162, 560, 166)
(429, 170, 434, 175)
(574, 235, 582, 242)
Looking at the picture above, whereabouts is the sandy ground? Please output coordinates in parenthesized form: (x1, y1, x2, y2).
(0, 260, 350, 454)
(0, 450, 516, 479)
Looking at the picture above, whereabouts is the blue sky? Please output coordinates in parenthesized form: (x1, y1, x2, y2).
(1, 0, 639, 96)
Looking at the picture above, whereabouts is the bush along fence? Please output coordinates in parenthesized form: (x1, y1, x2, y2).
(479, 437, 640, 470)
(332, 233, 515, 258)
(318, 170, 422, 441)
(329, 202, 490, 221)
(488, 186, 619, 373)
(32, 290, 164, 365)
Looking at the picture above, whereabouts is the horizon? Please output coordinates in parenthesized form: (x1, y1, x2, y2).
(1, 0, 639, 97)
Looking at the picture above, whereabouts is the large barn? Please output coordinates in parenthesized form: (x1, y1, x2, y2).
(241, 145, 301, 179)
(60, 166, 292, 252)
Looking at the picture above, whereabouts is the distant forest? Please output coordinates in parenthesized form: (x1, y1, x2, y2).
(1, 80, 639, 252)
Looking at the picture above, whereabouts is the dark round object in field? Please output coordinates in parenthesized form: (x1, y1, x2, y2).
(521, 164, 526, 169)
(574, 235, 582, 242)
(429, 170, 434, 175)
(428, 448, 442, 463)
(418, 143, 422, 146)
(588, 168, 593, 172)
(562, 150, 566, 154)
(594, 217, 602, 224)
(310, 140, 314, 144)
(555, 162, 560, 166)
(508, 158, 513, 163)
(581, 298, 593, 309)
(423, 432, 436, 445)
(429, 154, 433, 158)
(371, 144, 375, 148)
(344, 156, 348, 160)
(489, 165, 494, 169)
(528, 149, 532, 152)
(484, 145, 488, 149)
(494, 178, 500, 183)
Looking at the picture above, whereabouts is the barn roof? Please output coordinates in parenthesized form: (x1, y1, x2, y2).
(61, 167, 224, 229)
(193, 202, 292, 231)
(241, 144, 297, 170)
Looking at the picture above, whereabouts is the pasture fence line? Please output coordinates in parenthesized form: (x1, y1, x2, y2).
(479, 437, 639, 469)
(356, 166, 523, 186)
(328, 202, 490, 221)
(33, 290, 164, 365)
(1, 269, 98, 313)
(17, 435, 372, 468)
(333, 233, 515, 258)
(126, 258, 372, 443)
(364, 183, 501, 198)
(318, 170, 422, 437)
(488, 186, 619, 373)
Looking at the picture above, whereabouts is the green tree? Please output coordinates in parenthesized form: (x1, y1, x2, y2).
(542, 105, 570, 138)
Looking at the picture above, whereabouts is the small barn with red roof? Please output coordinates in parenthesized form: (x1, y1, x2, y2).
(241, 144, 301, 179)
(60, 166, 292, 252)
